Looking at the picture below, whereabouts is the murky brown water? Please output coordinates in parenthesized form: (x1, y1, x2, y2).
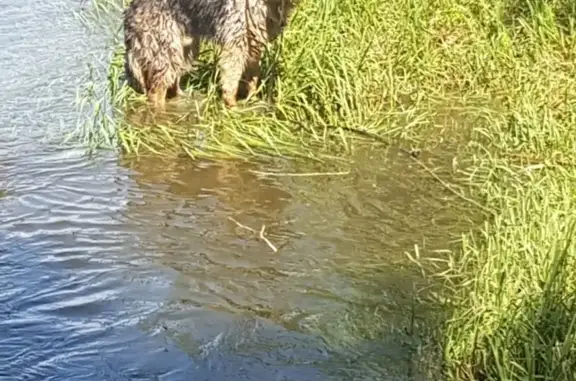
(0, 0, 476, 380)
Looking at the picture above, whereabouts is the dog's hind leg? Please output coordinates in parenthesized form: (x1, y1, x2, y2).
(242, 45, 262, 100)
(167, 77, 183, 99)
(183, 36, 201, 71)
(147, 86, 168, 109)
(219, 39, 249, 108)
(167, 36, 200, 99)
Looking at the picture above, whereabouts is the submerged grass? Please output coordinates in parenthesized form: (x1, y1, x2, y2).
(75, 0, 576, 379)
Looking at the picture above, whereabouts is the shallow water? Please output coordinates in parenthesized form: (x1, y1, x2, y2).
(0, 1, 475, 380)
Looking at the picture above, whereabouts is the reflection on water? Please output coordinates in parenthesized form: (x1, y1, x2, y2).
(117, 147, 472, 379)
(0, 0, 475, 379)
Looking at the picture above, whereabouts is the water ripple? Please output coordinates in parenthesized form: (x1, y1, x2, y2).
(0, 0, 475, 379)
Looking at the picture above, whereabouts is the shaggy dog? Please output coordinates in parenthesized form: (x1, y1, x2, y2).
(123, 0, 296, 108)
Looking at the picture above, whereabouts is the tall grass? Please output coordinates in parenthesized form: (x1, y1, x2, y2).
(79, 0, 510, 160)
(76, 0, 576, 379)
(434, 162, 576, 380)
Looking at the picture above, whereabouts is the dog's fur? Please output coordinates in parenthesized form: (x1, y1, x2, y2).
(123, 0, 296, 108)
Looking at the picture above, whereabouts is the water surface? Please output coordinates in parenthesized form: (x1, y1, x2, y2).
(0, 1, 474, 379)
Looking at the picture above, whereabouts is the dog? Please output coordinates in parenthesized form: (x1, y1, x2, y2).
(123, 0, 296, 108)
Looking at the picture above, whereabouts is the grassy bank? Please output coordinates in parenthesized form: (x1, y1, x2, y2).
(78, 0, 576, 379)
(80, 0, 506, 160)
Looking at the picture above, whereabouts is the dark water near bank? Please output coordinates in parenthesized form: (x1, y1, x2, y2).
(0, 0, 474, 380)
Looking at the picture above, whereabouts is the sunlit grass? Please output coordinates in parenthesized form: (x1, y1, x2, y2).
(73, 0, 576, 379)
(74, 0, 499, 160)
(417, 158, 576, 380)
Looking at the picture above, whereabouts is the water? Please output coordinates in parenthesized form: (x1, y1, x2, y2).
(0, 0, 475, 379)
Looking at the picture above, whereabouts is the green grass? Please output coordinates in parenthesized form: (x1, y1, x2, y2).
(77, 0, 503, 160)
(75, 0, 576, 379)
(423, 159, 576, 380)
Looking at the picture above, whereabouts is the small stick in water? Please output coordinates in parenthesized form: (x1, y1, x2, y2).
(228, 216, 256, 233)
(227, 217, 278, 253)
(259, 225, 278, 253)
(249, 170, 350, 177)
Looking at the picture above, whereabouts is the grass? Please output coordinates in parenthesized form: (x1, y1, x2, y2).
(440, 174, 576, 380)
(75, 0, 494, 161)
(74, 0, 576, 379)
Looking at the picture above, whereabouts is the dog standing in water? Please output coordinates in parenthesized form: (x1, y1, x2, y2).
(123, 0, 296, 108)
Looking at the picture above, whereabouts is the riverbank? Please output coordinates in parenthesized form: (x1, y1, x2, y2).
(81, 0, 576, 379)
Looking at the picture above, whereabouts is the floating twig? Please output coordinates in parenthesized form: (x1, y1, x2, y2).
(227, 217, 278, 253)
(259, 225, 278, 253)
(249, 170, 350, 177)
(228, 216, 256, 233)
